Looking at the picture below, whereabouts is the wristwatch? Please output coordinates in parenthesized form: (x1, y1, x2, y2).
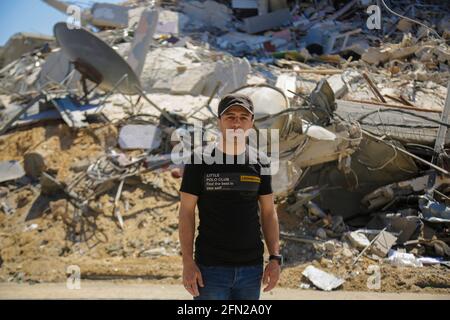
(269, 254, 283, 266)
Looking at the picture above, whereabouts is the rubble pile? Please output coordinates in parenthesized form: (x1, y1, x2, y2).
(0, 0, 449, 293)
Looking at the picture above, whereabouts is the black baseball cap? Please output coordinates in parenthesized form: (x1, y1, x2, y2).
(217, 94, 254, 118)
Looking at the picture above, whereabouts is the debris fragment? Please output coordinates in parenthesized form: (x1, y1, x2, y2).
(302, 265, 345, 291)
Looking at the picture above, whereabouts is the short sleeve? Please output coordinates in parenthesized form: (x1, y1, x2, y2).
(258, 170, 273, 195)
(180, 164, 202, 196)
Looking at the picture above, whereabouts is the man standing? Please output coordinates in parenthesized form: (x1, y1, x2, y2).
(178, 94, 282, 300)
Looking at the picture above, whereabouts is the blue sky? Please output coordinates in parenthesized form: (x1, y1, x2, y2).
(0, 0, 124, 45)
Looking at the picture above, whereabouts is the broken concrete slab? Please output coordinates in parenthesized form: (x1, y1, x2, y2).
(302, 265, 345, 291)
(275, 74, 296, 98)
(156, 10, 190, 35)
(0, 32, 54, 67)
(361, 47, 391, 65)
(140, 47, 199, 92)
(118, 125, 162, 150)
(0, 160, 25, 183)
(370, 231, 397, 257)
(347, 231, 371, 250)
(182, 0, 232, 31)
(202, 57, 251, 96)
(127, 9, 159, 78)
(171, 65, 213, 95)
(90, 3, 129, 29)
(241, 8, 292, 34)
(326, 74, 348, 99)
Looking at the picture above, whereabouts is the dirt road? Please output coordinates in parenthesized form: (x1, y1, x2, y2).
(1, 281, 449, 300)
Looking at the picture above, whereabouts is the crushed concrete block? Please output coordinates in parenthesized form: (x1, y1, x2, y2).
(91, 3, 129, 29)
(202, 57, 251, 96)
(347, 231, 370, 250)
(242, 8, 292, 34)
(118, 125, 162, 150)
(1, 32, 54, 67)
(275, 74, 296, 98)
(182, 0, 232, 31)
(361, 47, 391, 65)
(302, 265, 345, 291)
(141, 47, 198, 92)
(370, 231, 398, 257)
(326, 74, 347, 99)
(156, 10, 190, 35)
(0, 160, 25, 183)
(171, 66, 213, 95)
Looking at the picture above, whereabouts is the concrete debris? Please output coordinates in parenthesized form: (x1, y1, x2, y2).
(0, 160, 25, 183)
(182, 0, 232, 31)
(370, 230, 398, 258)
(347, 231, 370, 250)
(241, 9, 292, 34)
(90, 3, 129, 29)
(0, 32, 54, 68)
(127, 9, 159, 78)
(118, 124, 162, 150)
(302, 265, 345, 291)
(386, 250, 423, 268)
(156, 10, 190, 36)
(0, 0, 449, 289)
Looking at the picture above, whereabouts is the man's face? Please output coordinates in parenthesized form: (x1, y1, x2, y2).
(218, 105, 254, 140)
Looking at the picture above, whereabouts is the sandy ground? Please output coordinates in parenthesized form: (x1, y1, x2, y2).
(1, 281, 450, 300)
(0, 123, 450, 295)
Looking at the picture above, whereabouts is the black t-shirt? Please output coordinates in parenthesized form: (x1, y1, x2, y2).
(179, 147, 273, 266)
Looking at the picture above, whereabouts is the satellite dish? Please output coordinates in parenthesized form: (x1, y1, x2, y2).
(53, 22, 141, 95)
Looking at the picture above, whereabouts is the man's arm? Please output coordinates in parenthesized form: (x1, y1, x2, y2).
(259, 193, 281, 292)
(178, 191, 203, 296)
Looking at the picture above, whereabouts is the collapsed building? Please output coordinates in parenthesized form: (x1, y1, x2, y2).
(0, 0, 449, 291)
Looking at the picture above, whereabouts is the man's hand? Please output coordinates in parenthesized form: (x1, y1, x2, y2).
(262, 260, 281, 292)
(182, 260, 204, 297)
